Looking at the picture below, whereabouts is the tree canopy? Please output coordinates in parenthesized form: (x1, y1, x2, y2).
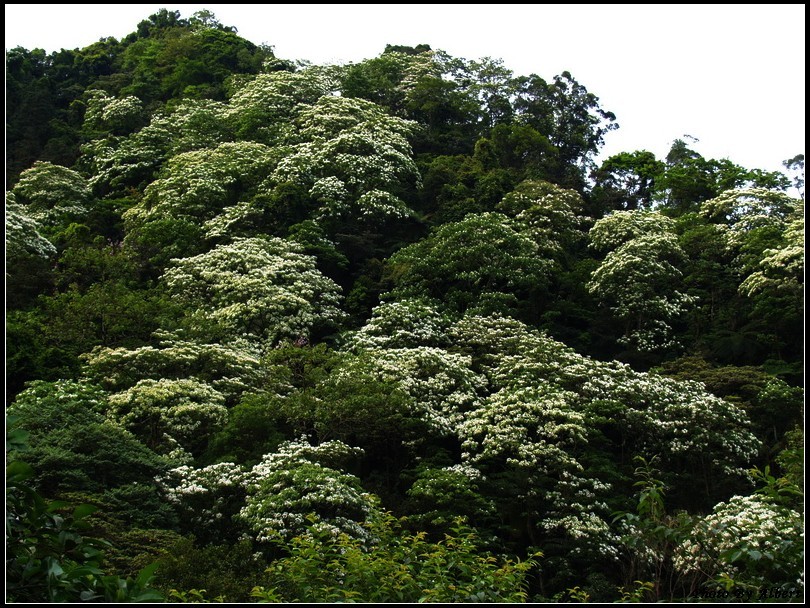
(5, 10, 803, 604)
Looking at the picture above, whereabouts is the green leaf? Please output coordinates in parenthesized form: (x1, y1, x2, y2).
(72, 503, 99, 520)
(136, 561, 161, 587)
(6, 460, 35, 482)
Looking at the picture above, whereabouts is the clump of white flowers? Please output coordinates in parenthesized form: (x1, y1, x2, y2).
(348, 298, 452, 350)
(588, 211, 695, 352)
(107, 377, 228, 457)
(6, 193, 56, 260)
(158, 438, 377, 544)
(12, 161, 91, 226)
(674, 494, 803, 586)
(82, 332, 268, 404)
(161, 237, 344, 348)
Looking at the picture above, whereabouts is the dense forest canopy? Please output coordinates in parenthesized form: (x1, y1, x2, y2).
(5, 9, 804, 603)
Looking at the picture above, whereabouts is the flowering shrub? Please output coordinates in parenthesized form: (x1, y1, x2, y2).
(338, 346, 484, 438)
(348, 298, 452, 350)
(158, 461, 251, 542)
(82, 333, 267, 404)
(497, 179, 589, 257)
(239, 438, 374, 542)
(674, 494, 803, 591)
(6, 194, 57, 260)
(107, 378, 227, 457)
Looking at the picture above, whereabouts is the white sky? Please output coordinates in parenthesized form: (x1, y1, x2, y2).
(5, 4, 806, 176)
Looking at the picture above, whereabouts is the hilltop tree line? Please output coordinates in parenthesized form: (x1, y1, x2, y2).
(6, 9, 804, 603)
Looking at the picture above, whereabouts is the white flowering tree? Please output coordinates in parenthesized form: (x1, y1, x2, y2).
(497, 179, 589, 260)
(158, 461, 252, 543)
(5, 193, 56, 262)
(107, 377, 228, 458)
(271, 95, 421, 225)
(83, 90, 147, 136)
(239, 438, 377, 543)
(81, 332, 268, 404)
(447, 313, 760, 559)
(348, 298, 453, 350)
(588, 209, 675, 251)
(459, 384, 616, 559)
(335, 346, 485, 439)
(81, 98, 233, 196)
(451, 314, 760, 481)
(12, 161, 91, 227)
(699, 188, 804, 360)
(122, 141, 277, 266)
(588, 211, 694, 353)
(160, 237, 343, 348)
(227, 68, 334, 143)
(739, 217, 804, 300)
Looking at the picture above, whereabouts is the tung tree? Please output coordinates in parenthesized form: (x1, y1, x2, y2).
(161, 237, 344, 348)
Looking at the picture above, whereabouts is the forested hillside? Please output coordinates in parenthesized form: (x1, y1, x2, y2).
(6, 10, 804, 603)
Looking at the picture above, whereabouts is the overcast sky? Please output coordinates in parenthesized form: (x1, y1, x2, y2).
(5, 4, 805, 176)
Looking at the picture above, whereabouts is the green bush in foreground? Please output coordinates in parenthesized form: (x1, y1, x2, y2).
(252, 512, 540, 603)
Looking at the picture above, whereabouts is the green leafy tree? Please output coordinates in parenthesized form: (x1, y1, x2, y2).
(591, 150, 665, 215)
(253, 513, 539, 603)
(7, 380, 170, 496)
(386, 212, 553, 318)
(6, 419, 165, 603)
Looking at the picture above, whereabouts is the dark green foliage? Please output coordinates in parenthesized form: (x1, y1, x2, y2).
(7, 381, 170, 497)
(6, 422, 165, 603)
(386, 212, 551, 318)
(203, 393, 289, 466)
(155, 537, 269, 603)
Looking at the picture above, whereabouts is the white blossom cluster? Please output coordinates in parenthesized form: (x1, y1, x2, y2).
(700, 188, 800, 235)
(129, 141, 276, 227)
(107, 377, 228, 455)
(227, 69, 333, 143)
(81, 121, 173, 193)
(272, 96, 420, 223)
(498, 180, 589, 257)
(447, 314, 758, 558)
(241, 438, 374, 543)
(348, 298, 452, 350)
(83, 90, 146, 134)
(739, 218, 804, 298)
(5, 193, 57, 260)
(673, 494, 803, 582)
(8, 379, 108, 417)
(161, 237, 344, 347)
(12, 161, 91, 225)
(588, 213, 695, 352)
(81, 333, 267, 403)
(158, 437, 374, 543)
(589, 210, 676, 252)
(336, 346, 485, 437)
